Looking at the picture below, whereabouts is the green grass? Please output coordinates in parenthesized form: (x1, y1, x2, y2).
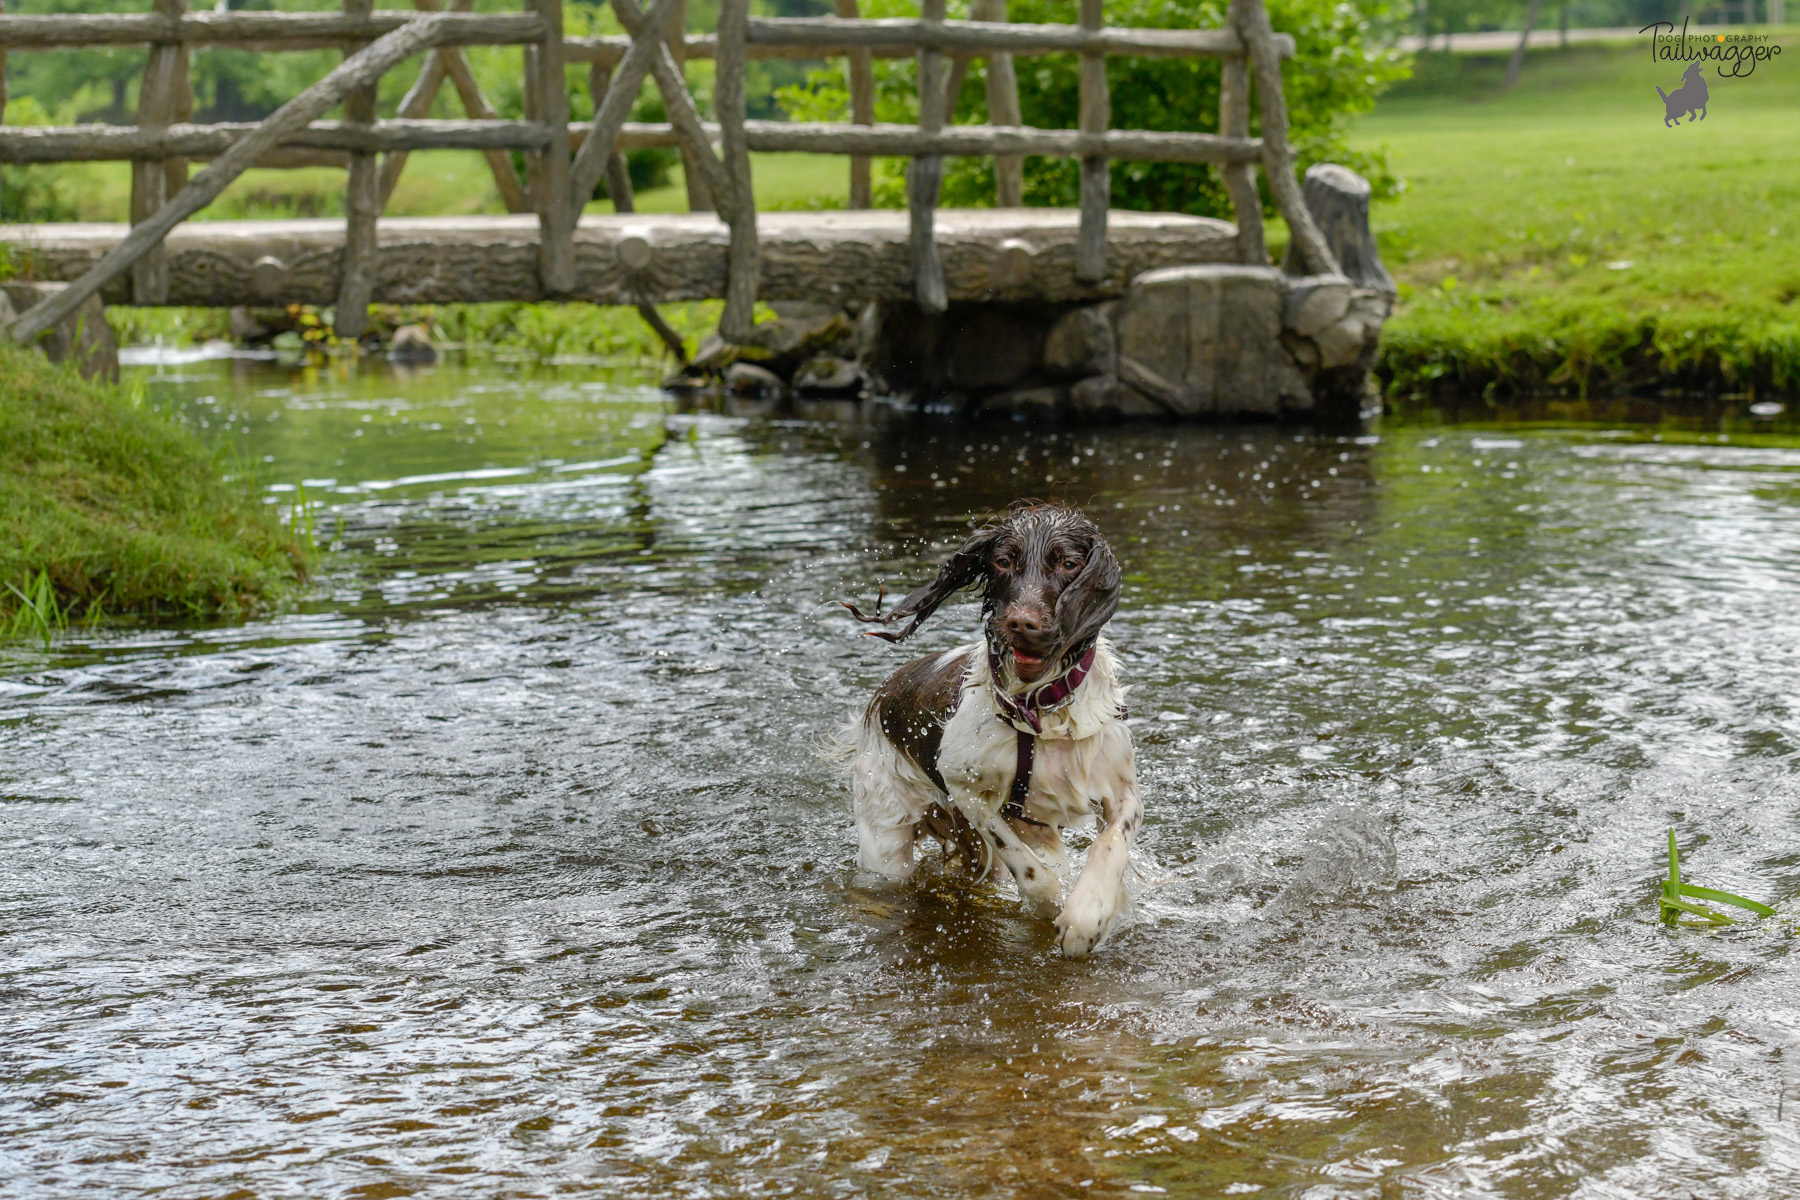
(44, 150, 851, 222)
(1353, 34, 1800, 416)
(0, 341, 309, 630)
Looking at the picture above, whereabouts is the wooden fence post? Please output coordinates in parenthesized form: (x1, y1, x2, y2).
(1234, 0, 1337, 276)
(715, 0, 757, 341)
(525, 0, 575, 294)
(972, 0, 1022, 207)
(832, 0, 872, 209)
(335, 0, 379, 338)
(1074, 0, 1107, 283)
(572, 0, 683, 223)
(10, 15, 457, 346)
(668, 0, 714, 212)
(1219, 0, 1264, 265)
(131, 0, 186, 306)
(907, 0, 947, 313)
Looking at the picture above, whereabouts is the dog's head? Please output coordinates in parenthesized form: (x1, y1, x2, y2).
(847, 502, 1121, 683)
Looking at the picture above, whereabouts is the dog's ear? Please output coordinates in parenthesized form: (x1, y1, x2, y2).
(846, 526, 1001, 644)
(1055, 534, 1122, 651)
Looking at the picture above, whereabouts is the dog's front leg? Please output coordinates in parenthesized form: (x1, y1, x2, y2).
(1055, 784, 1141, 957)
(990, 818, 1069, 918)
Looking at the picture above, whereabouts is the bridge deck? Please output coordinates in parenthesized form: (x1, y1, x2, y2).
(0, 209, 1237, 310)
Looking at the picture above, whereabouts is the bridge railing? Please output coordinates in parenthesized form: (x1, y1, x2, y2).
(0, 0, 1339, 348)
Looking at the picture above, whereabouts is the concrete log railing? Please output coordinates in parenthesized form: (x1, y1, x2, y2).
(0, 0, 1332, 337)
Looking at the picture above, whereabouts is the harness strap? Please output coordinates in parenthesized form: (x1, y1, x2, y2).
(1000, 730, 1046, 827)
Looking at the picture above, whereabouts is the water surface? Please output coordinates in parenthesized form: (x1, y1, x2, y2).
(4, 358, 1798, 1198)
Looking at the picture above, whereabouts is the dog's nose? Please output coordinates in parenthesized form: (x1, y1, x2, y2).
(1004, 609, 1048, 638)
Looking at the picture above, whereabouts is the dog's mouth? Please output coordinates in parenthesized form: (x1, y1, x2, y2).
(1008, 647, 1056, 683)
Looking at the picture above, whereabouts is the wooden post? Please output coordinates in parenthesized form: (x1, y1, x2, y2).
(131, 0, 186, 306)
(335, 0, 378, 339)
(572, 0, 685, 223)
(973, 0, 1022, 207)
(908, 0, 947, 313)
(525, 0, 575, 294)
(11, 15, 457, 346)
(716, 0, 758, 341)
(1218, 3, 1264, 265)
(833, 0, 873, 209)
(589, 66, 689, 364)
(1075, 0, 1108, 283)
(669, 0, 713, 212)
(607, 0, 736, 211)
(1234, 0, 1338, 277)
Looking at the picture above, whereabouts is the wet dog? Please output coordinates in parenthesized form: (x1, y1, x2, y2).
(843, 502, 1139, 956)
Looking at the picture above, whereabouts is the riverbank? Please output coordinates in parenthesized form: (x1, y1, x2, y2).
(1355, 36, 1800, 420)
(0, 341, 308, 631)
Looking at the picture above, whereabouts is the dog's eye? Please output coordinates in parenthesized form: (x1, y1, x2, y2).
(993, 555, 1014, 572)
(1059, 557, 1084, 573)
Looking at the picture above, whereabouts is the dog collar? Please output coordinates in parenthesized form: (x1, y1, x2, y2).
(987, 642, 1097, 735)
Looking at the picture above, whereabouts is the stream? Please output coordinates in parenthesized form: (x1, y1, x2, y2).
(3, 355, 1798, 1197)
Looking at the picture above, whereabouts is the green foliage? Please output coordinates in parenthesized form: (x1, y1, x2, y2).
(1, 98, 80, 222)
(774, 0, 1410, 219)
(0, 344, 308, 628)
(1658, 829, 1775, 928)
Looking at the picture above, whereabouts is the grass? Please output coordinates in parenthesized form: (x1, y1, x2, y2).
(0, 340, 309, 632)
(1352, 33, 1800, 418)
(40, 150, 851, 222)
(1658, 828, 1775, 928)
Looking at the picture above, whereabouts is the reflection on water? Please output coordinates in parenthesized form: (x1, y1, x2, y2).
(4, 359, 1800, 1198)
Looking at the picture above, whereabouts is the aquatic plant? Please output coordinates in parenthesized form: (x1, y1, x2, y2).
(1658, 829, 1775, 928)
(3, 570, 68, 649)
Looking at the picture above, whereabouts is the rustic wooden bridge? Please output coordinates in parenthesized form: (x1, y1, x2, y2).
(0, 0, 1339, 353)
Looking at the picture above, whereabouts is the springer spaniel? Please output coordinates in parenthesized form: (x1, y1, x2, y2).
(844, 502, 1139, 957)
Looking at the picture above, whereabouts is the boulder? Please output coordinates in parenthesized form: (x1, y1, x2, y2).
(387, 323, 437, 365)
(1112, 264, 1311, 416)
(1, 282, 119, 383)
(1042, 303, 1116, 379)
(1069, 373, 1168, 420)
(724, 360, 783, 397)
(793, 354, 863, 397)
(978, 383, 1066, 421)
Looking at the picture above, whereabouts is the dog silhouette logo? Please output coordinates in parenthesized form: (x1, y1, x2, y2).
(1656, 61, 1709, 125)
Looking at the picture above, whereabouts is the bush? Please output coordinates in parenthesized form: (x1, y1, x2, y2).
(775, 0, 1411, 221)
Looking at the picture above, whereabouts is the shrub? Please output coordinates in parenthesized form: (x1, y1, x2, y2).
(775, 0, 1411, 221)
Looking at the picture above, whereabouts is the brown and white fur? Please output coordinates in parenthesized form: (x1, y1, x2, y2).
(844, 503, 1141, 957)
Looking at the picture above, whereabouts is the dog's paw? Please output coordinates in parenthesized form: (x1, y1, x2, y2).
(1054, 884, 1119, 958)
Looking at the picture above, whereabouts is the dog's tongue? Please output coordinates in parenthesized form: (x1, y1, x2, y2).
(1012, 651, 1045, 678)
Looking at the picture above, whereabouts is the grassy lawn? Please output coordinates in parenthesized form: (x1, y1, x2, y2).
(0, 342, 307, 630)
(49, 150, 852, 221)
(1352, 33, 1800, 413)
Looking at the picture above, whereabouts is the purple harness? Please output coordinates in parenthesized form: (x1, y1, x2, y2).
(983, 643, 1099, 827)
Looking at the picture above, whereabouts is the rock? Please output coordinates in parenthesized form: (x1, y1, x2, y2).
(793, 354, 862, 397)
(724, 360, 783, 397)
(978, 383, 1066, 421)
(1281, 163, 1397, 298)
(1313, 315, 1369, 370)
(1069, 373, 1168, 420)
(1, 281, 119, 383)
(387, 323, 437, 364)
(743, 308, 856, 372)
(1284, 275, 1354, 338)
(1112, 264, 1311, 416)
(228, 305, 271, 344)
(1042, 303, 1116, 379)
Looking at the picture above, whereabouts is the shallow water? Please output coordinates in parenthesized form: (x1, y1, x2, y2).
(4, 358, 1799, 1198)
